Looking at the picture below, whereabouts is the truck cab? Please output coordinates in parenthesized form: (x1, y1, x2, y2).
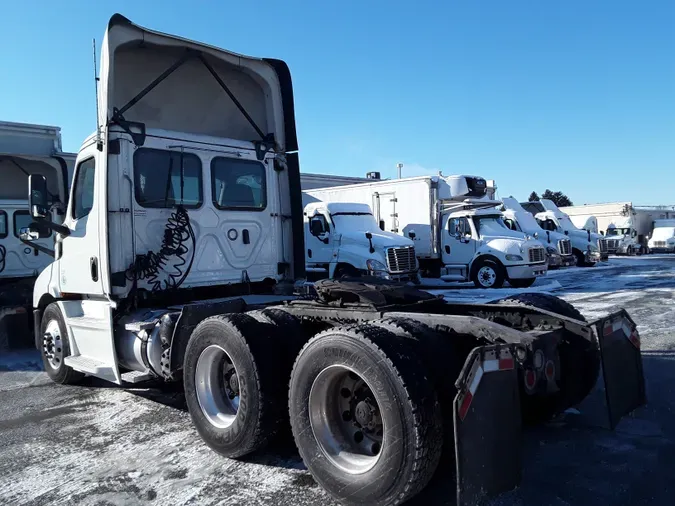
(0, 121, 75, 349)
(440, 202, 547, 288)
(604, 218, 642, 255)
(532, 199, 608, 266)
(648, 219, 675, 253)
(501, 197, 575, 269)
(303, 201, 418, 281)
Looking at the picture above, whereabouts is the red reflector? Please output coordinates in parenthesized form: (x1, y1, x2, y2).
(459, 392, 473, 421)
(499, 357, 514, 370)
(15, 307, 27, 314)
(545, 361, 555, 380)
(525, 369, 536, 389)
(629, 331, 640, 349)
(604, 323, 613, 336)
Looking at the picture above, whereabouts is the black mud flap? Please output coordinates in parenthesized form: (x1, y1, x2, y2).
(593, 310, 646, 429)
(454, 344, 522, 506)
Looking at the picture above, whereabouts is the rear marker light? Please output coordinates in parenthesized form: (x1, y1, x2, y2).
(524, 369, 536, 390)
(545, 361, 555, 380)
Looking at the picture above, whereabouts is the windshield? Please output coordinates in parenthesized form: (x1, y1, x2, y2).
(330, 212, 378, 232)
(606, 228, 630, 236)
(537, 218, 558, 232)
(473, 216, 508, 236)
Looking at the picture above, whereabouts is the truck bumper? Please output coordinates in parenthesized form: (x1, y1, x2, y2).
(649, 247, 675, 253)
(505, 263, 547, 280)
(560, 255, 576, 267)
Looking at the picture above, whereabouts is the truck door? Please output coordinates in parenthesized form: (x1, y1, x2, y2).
(305, 211, 334, 266)
(58, 148, 104, 295)
(442, 215, 476, 266)
(377, 193, 398, 233)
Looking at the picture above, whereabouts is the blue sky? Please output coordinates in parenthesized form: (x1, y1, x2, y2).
(1, 1, 673, 205)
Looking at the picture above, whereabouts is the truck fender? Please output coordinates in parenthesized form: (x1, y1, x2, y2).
(469, 253, 502, 278)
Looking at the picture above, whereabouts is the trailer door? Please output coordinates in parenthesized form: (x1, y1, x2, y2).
(376, 192, 398, 234)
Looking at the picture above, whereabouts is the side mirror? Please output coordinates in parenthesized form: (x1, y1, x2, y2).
(408, 230, 416, 239)
(533, 232, 539, 239)
(20, 226, 40, 242)
(29, 174, 49, 219)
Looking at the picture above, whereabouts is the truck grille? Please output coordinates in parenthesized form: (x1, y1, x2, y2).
(386, 247, 417, 273)
(598, 239, 608, 253)
(557, 239, 571, 256)
(606, 239, 619, 252)
(529, 247, 546, 263)
(653, 241, 667, 248)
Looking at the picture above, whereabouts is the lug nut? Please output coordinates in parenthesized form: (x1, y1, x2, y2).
(354, 431, 364, 443)
(342, 410, 351, 421)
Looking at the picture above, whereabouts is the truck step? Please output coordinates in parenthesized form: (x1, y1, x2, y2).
(64, 355, 111, 375)
(121, 370, 154, 384)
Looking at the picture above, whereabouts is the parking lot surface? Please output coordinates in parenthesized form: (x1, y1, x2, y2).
(1, 256, 674, 505)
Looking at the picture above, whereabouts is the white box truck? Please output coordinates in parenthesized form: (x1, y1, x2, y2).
(648, 219, 675, 253)
(560, 202, 652, 255)
(302, 198, 419, 281)
(501, 198, 575, 269)
(0, 120, 75, 350)
(305, 175, 548, 288)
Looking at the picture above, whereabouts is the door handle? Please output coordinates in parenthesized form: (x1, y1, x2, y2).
(445, 245, 451, 254)
(90, 257, 99, 282)
(242, 229, 250, 245)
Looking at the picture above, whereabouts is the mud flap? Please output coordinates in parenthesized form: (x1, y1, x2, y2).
(454, 344, 522, 506)
(593, 310, 646, 429)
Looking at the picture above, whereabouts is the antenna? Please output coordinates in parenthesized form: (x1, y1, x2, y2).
(93, 38, 102, 151)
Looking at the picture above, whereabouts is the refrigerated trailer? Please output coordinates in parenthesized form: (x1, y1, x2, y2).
(0, 120, 75, 350)
(305, 176, 548, 288)
(560, 202, 653, 255)
(21, 14, 645, 506)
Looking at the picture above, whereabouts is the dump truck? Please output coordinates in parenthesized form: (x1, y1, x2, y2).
(22, 14, 645, 506)
(0, 120, 75, 350)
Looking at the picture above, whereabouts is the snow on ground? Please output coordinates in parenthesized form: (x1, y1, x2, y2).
(0, 256, 674, 505)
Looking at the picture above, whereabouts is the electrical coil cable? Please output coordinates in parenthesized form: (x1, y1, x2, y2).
(0, 245, 5, 273)
(126, 205, 196, 292)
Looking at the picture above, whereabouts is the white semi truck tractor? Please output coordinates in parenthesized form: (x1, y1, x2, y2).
(501, 198, 575, 269)
(527, 199, 609, 267)
(302, 200, 419, 282)
(0, 120, 75, 350)
(305, 176, 548, 288)
(22, 14, 645, 506)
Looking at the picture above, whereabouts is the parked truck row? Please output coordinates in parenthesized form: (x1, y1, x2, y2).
(6, 14, 646, 506)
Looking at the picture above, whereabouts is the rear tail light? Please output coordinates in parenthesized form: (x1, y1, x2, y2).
(524, 369, 537, 390)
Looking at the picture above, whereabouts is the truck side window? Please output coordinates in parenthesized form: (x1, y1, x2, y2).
(504, 219, 518, 231)
(211, 157, 266, 211)
(134, 149, 202, 209)
(14, 210, 51, 238)
(72, 158, 96, 220)
(0, 211, 6, 239)
(310, 215, 329, 235)
(448, 217, 469, 237)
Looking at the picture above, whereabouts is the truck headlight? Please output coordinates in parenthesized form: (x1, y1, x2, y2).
(505, 254, 523, 261)
(366, 259, 388, 273)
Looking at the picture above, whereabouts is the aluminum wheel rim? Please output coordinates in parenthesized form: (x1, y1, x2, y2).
(195, 345, 241, 429)
(309, 365, 384, 475)
(43, 319, 63, 370)
(477, 265, 497, 287)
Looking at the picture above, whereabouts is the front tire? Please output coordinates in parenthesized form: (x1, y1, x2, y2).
(289, 324, 443, 506)
(183, 314, 285, 458)
(41, 303, 84, 385)
(471, 259, 505, 288)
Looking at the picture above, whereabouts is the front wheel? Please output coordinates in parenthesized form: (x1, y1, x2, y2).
(41, 303, 84, 385)
(574, 249, 594, 267)
(509, 278, 536, 288)
(471, 259, 505, 288)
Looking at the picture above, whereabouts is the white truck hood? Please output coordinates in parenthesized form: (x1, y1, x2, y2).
(338, 229, 413, 249)
(99, 14, 297, 152)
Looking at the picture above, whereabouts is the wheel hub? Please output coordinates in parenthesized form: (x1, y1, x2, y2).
(43, 320, 63, 370)
(309, 365, 384, 475)
(195, 345, 241, 429)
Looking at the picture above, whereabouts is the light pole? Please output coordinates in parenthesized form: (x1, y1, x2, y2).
(397, 163, 403, 179)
